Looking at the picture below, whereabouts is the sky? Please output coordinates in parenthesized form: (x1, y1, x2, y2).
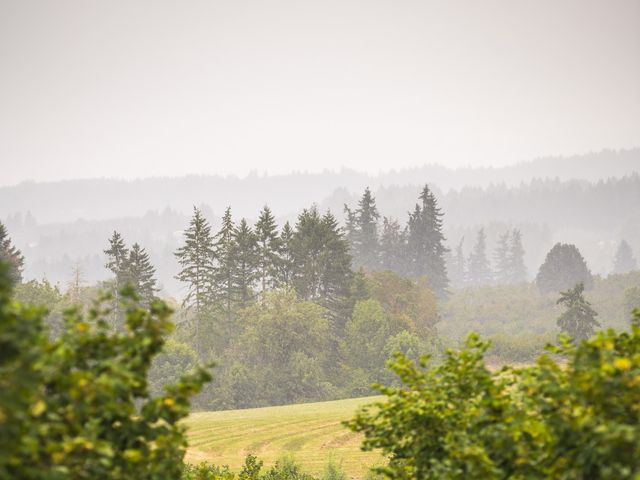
(1, 0, 639, 186)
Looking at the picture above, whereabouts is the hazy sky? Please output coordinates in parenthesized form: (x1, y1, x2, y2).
(1, 0, 639, 186)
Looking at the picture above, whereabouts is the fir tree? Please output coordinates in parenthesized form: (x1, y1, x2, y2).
(379, 217, 405, 273)
(104, 231, 129, 327)
(613, 240, 638, 274)
(448, 237, 466, 289)
(405, 185, 449, 297)
(536, 243, 593, 294)
(277, 221, 295, 287)
(508, 229, 528, 283)
(213, 207, 237, 322)
(557, 282, 600, 341)
(0, 221, 24, 285)
(467, 228, 492, 286)
(319, 211, 353, 324)
(493, 231, 511, 285)
(174, 207, 215, 335)
(127, 243, 158, 306)
(233, 218, 258, 306)
(290, 207, 352, 324)
(254, 206, 282, 293)
(104, 231, 129, 286)
(346, 187, 380, 269)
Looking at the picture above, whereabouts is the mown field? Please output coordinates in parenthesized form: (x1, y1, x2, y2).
(185, 396, 384, 478)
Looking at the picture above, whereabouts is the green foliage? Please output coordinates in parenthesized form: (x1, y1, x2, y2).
(556, 282, 600, 341)
(0, 221, 24, 285)
(348, 313, 640, 479)
(536, 242, 593, 293)
(182, 455, 324, 480)
(174, 207, 216, 330)
(0, 263, 210, 479)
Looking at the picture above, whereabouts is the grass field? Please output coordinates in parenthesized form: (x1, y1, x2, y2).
(185, 396, 384, 479)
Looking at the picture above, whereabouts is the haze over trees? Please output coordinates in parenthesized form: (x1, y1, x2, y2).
(0, 221, 24, 285)
(536, 243, 594, 294)
(613, 240, 638, 274)
(556, 283, 600, 341)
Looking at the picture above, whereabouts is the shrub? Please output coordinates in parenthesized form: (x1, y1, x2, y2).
(0, 262, 210, 479)
(348, 311, 640, 479)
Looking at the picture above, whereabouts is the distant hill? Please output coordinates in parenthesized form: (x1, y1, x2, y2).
(1, 148, 638, 224)
(2, 149, 638, 295)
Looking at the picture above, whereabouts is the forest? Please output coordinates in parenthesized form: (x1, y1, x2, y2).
(3, 181, 639, 414)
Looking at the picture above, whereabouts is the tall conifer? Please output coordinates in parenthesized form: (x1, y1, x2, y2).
(508, 229, 528, 283)
(255, 206, 282, 293)
(233, 218, 258, 306)
(0, 221, 24, 285)
(127, 243, 158, 306)
(213, 207, 237, 322)
(493, 231, 511, 284)
(174, 207, 215, 336)
(468, 228, 492, 286)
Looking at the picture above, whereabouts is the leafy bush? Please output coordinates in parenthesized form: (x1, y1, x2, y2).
(0, 262, 210, 479)
(348, 310, 640, 479)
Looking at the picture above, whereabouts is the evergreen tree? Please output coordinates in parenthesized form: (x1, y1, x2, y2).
(233, 218, 258, 307)
(290, 207, 353, 324)
(104, 231, 129, 327)
(493, 231, 511, 285)
(448, 237, 466, 289)
(467, 228, 492, 286)
(127, 243, 158, 306)
(0, 221, 24, 285)
(556, 283, 600, 341)
(508, 229, 528, 283)
(405, 185, 449, 297)
(319, 211, 353, 324)
(613, 240, 638, 274)
(174, 207, 215, 335)
(277, 221, 295, 287)
(254, 206, 282, 293)
(212, 207, 237, 322)
(536, 243, 593, 294)
(104, 231, 129, 281)
(379, 217, 405, 273)
(345, 187, 380, 269)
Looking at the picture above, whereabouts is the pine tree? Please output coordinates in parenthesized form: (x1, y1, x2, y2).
(277, 221, 295, 287)
(379, 217, 405, 273)
(174, 207, 215, 334)
(103, 231, 130, 327)
(254, 206, 282, 293)
(467, 228, 492, 286)
(127, 243, 158, 306)
(104, 231, 129, 286)
(212, 207, 237, 322)
(404, 186, 449, 297)
(0, 221, 24, 285)
(493, 231, 511, 285)
(233, 218, 258, 306)
(448, 237, 466, 289)
(536, 243, 593, 294)
(290, 207, 353, 324)
(319, 211, 353, 324)
(613, 240, 638, 274)
(346, 187, 380, 270)
(508, 229, 528, 283)
(556, 283, 600, 341)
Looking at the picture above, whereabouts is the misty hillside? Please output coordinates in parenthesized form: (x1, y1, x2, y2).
(1, 149, 638, 224)
(2, 152, 639, 297)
